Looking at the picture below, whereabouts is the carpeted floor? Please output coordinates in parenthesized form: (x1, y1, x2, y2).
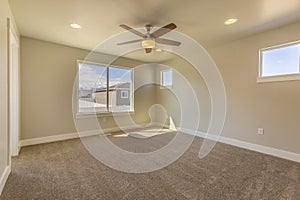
(1, 131, 300, 200)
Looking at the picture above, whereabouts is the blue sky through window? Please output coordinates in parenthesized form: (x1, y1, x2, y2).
(262, 43, 300, 77)
(79, 63, 106, 90)
(109, 67, 132, 87)
(79, 63, 132, 90)
(162, 70, 172, 86)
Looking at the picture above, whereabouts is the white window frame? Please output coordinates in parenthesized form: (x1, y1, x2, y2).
(76, 60, 134, 117)
(160, 69, 173, 88)
(257, 40, 300, 83)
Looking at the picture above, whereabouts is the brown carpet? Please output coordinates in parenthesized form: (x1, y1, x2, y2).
(1, 132, 300, 200)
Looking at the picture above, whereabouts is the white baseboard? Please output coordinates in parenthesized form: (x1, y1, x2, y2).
(151, 122, 172, 129)
(0, 166, 11, 196)
(19, 123, 157, 147)
(19, 125, 299, 163)
(180, 128, 300, 163)
(20, 132, 80, 147)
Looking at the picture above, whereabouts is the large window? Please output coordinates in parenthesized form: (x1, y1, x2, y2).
(258, 41, 300, 83)
(78, 61, 133, 114)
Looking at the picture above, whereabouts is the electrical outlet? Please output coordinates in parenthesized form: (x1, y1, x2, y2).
(257, 128, 264, 135)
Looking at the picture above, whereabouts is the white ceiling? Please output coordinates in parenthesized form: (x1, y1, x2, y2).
(8, 0, 300, 62)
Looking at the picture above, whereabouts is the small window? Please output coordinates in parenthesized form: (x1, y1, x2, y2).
(120, 91, 128, 99)
(258, 41, 300, 83)
(161, 70, 172, 87)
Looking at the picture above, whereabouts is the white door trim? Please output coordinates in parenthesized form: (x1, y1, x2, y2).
(0, 166, 11, 196)
(9, 21, 20, 157)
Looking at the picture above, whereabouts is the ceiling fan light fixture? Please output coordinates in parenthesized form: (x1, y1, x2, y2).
(142, 39, 155, 49)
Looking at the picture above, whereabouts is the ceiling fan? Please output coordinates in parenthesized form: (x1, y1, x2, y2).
(117, 23, 181, 53)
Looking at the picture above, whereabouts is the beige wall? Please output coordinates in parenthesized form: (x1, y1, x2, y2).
(208, 21, 300, 154)
(0, 0, 20, 187)
(21, 37, 156, 140)
(154, 62, 211, 131)
(21, 37, 88, 139)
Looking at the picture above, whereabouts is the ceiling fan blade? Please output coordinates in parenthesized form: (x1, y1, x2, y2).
(120, 24, 146, 38)
(145, 48, 152, 53)
(117, 39, 142, 45)
(156, 38, 181, 46)
(150, 23, 177, 38)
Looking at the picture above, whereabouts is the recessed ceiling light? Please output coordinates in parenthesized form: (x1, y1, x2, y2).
(224, 18, 238, 25)
(70, 23, 81, 29)
(155, 48, 162, 52)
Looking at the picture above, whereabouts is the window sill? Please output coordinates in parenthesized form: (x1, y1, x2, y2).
(257, 74, 300, 83)
(76, 111, 135, 119)
(160, 85, 173, 89)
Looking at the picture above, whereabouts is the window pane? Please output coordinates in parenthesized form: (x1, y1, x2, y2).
(261, 43, 300, 77)
(162, 70, 172, 87)
(78, 63, 107, 113)
(108, 67, 133, 112)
